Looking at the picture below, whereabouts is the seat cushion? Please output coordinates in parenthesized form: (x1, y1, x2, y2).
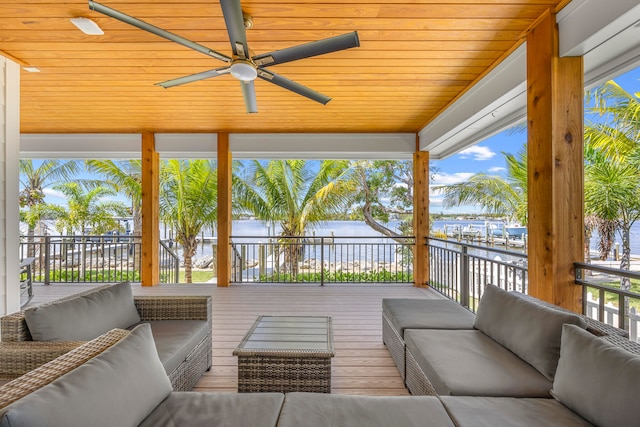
(145, 320, 209, 375)
(382, 298, 475, 338)
(25, 281, 141, 341)
(551, 324, 640, 427)
(140, 392, 284, 427)
(474, 284, 587, 380)
(440, 396, 593, 427)
(0, 324, 172, 427)
(405, 329, 552, 397)
(277, 393, 456, 427)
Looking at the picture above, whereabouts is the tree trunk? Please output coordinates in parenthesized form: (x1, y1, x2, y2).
(619, 223, 631, 292)
(181, 235, 198, 283)
(27, 226, 36, 258)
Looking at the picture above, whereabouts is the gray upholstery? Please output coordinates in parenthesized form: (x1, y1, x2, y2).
(24, 281, 141, 341)
(440, 396, 593, 427)
(144, 320, 209, 375)
(382, 298, 475, 337)
(0, 324, 171, 427)
(405, 329, 552, 397)
(277, 392, 456, 427)
(474, 284, 586, 380)
(140, 392, 285, 427)
(551, 324, 640, 427)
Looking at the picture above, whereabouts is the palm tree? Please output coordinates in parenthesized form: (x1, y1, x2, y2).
(159, 160, 218, 283)
(584, 80, 640, 290)
(54, 182, 129, 235)
(19, 160, 82, 256)
(54, 182, 129, 278)
(434, 146, 528, 225)
(86, 160, 142, 236)
(233, 160, 357, 274)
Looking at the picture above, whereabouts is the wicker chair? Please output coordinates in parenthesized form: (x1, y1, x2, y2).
(0, 286, 212, 391)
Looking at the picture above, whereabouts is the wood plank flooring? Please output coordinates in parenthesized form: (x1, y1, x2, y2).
(24, 283, 443, 396)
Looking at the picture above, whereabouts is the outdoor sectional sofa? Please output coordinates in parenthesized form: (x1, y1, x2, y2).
(0, 282, 211, 391)
(0, 320, 639, 426)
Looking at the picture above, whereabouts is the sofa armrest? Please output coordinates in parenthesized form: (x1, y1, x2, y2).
(134, 296, 212, 323)
(0, 341, 85, 380)
(0, 312, 31, 342)
(0, 328, 129, 409)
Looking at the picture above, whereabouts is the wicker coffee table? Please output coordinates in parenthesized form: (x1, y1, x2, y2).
(233, 315, 334, 393)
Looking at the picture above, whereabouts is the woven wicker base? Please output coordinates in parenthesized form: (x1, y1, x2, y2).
(237, 355, 332, 393)
(405, 346, 438, 396)
(168, 333, 212, 392)
(382, 311, 406, 380)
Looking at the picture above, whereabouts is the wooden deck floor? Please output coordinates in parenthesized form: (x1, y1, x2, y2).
(25, 283, 443, 396)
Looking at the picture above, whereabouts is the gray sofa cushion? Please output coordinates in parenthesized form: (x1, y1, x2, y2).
(552, 324, 640, 427)
(405, 329, 552, 397)
(0, 324, 172, 427)
(383, 298, 475, 337)
(140, 392, 284, 427)
(474, 284, 586, 380)
(440, 396, 593, 427)
(145, 320, 209, 375)
(277, 392, 456, 427)
(25, 281, 141, 341)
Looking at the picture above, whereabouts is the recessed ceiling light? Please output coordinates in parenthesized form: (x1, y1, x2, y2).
(23, 67, 41, 73)
(70, 17, 104, 35)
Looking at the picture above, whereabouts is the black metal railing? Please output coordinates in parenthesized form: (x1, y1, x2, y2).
(575, 262, 640, 341)
(427, 236, 528, 312)
(19, 235, 180, 284)
(230, 235, 415, 284)
(159, 240, 180, 283)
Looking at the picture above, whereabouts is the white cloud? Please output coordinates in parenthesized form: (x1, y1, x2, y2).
(488, 167, 506, 173)
(431, 172, 474, 186)
(458, 145, 495, 161)
(43, 188, 66, 199)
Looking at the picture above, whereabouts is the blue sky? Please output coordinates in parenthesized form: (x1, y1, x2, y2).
(430, 66, 640, 214)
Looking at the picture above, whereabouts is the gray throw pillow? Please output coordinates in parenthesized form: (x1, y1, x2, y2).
(25, 281, 141, 341)
(474, 284, 586, 380)
(552, 324, 640, 427)
(1, 324, 172, 427)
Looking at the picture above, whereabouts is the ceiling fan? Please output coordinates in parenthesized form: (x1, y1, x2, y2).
(88, 0, 360, 113)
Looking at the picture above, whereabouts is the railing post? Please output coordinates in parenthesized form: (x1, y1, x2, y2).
(460, 245, 469, 308)
(259, 244, 266, 278)
(320, 237, 325, 286)
(44, 236, 51, 285)
(173, 253, 180, 284)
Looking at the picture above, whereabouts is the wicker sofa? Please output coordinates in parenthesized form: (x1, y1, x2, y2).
(384, 284, 631, 397)
(0, 282, 212, 391)
(1, 323, 639, 426)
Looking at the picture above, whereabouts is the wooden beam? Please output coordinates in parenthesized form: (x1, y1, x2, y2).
(141, 132, 160, 286)
(413, 147, 430, 287)
(526, 10, 583, 312)
(217, 133, 232, 287)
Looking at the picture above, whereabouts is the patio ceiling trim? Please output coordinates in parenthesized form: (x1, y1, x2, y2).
(418, 0, 640, 160)
(230, 133, 415, 160)
(20, 132, 414, 160)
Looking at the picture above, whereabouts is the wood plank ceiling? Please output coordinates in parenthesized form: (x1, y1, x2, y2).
(2, 0, 567, 134)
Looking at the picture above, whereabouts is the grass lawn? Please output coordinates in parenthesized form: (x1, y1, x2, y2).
(178, 270, 214, 283)
(588, 278, 640, 310)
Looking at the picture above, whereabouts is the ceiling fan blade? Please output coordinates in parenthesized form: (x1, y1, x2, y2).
(156, 67, 230, 88)
(219, 0, 249, 58)
(89, 1, 231, 62)
(241, 81, 258, 113)
(253, 32, 359, 67)
(258, 70, 331, 105)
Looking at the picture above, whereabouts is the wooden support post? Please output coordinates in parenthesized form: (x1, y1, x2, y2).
(413, 147, 430, 287)
(217, 133, 232, 287)
(527, 10, 584, 312)
(141, 132, 160, 286)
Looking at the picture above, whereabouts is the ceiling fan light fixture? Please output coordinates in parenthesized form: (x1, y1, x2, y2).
(230, 60, 257, 81)
(70, 17, 104, 35)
